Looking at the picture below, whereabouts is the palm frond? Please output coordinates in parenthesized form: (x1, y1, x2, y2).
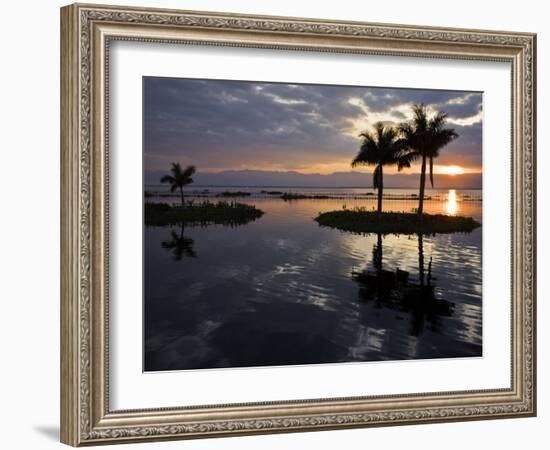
(182, 165, 196, 179)
(353, 122, 417, 180)
(374, 122, 385, 143)
(352, 131, 380, 167)
(160, 175, 175, 184)
(358, 130, 374, 140)
(161, 163, 197, 192)
(412, 103, 428, 132)
(171, 162, 183, 176)
(429, 112, 448, 131)
(396, 150, 416, 171)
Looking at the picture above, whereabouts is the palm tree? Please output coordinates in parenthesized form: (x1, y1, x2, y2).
(352, 122, 413, 214)
(399, 104, 458, 216)
(160, 163, 196, 207)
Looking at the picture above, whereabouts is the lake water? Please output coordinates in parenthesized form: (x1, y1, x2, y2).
(144, 188, 482, 371)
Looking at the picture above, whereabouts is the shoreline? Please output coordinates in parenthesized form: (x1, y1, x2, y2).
(145, 190, 483, 203)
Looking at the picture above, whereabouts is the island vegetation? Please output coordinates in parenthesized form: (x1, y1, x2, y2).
(281, 193, 330, 201)
(217, 191, 252, 197)
(145, 201, 264, 227)
(315, 208, 480, 235)
(149, 164, 265, 226)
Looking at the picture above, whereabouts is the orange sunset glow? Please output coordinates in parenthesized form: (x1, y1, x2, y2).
(439, 165, 465, 176)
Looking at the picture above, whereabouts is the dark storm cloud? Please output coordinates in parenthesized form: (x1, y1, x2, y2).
(358, 88, 482, 120)
(437, 122, 482, 167)
(144, 77, 482, 172)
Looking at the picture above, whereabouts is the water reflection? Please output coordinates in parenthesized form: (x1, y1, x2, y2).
(145, 195, 482, 371)
(161, 223, 197, 260)
(352, 233, 454, 337)
(445, 189, 458, 215)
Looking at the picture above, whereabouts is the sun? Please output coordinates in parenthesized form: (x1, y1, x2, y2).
(440, 165, 465, 176)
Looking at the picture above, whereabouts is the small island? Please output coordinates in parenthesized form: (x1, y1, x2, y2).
(315, 209, 480, 235)
(145, 201, 264, 227)
(146, 162, 265, 227)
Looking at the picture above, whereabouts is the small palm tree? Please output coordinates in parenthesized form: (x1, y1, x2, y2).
(352, 122, 413, 214)
(399, 104, 458, 216)
(160, 163, 196, 207)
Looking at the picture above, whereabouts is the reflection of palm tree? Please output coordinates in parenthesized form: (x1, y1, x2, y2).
(418, 233, 425, 287)
(399, 104, 458, 216)
(161, 223, 196, 260)
(352, 122, 413, 214)
(352, 233, 453, 336)
(353, 234, 408, 308)
(373, 233, 383, 273)
(417, 233, 433, 288)
(160, 163, 196, 207)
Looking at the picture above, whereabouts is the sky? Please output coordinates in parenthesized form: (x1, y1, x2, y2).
(144, 77, 482, 187)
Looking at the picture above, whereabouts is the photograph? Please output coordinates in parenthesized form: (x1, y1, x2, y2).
(143, 77, 483, 372)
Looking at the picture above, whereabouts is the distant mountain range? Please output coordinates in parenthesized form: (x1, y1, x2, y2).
(145, 169, 482, 189)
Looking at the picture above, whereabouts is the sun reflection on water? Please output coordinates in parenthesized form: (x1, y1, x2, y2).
(446, 189, 458, 215)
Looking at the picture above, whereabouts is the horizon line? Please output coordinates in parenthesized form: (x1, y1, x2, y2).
(145, 168, 483, 176)
(144, 184, 482, 190)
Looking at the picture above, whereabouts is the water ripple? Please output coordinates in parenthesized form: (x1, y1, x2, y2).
(145, 196, 483, 370)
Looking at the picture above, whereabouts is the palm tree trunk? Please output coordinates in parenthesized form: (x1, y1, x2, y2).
(377, 165, 383, 214)
(429, 157, 434, 188)
(418, 154, 427, 216)
(179, 187, 184, 207)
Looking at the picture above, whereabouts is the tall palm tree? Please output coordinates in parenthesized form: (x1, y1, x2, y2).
(160, 163, 196, 207)
(352, 122, 413, 214)
(399, 104, 458, 216)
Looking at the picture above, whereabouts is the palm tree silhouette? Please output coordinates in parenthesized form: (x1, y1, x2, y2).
(160, 163, 196, 207)
(352, 122, 413, 214)
(399, 104, 458, 216)
(161, 223, 196, 260)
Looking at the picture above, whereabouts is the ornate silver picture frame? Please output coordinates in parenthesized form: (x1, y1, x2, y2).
(60, 3, 536, 446)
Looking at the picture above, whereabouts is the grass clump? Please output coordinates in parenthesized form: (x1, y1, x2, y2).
(281, 193, 330, 201)
(145, 201, 264, 227)
(315, 209, 480, 235)
(217, 191, 252, 197)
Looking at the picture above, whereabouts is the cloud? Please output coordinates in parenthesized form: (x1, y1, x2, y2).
(144, 77, 482, 175)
